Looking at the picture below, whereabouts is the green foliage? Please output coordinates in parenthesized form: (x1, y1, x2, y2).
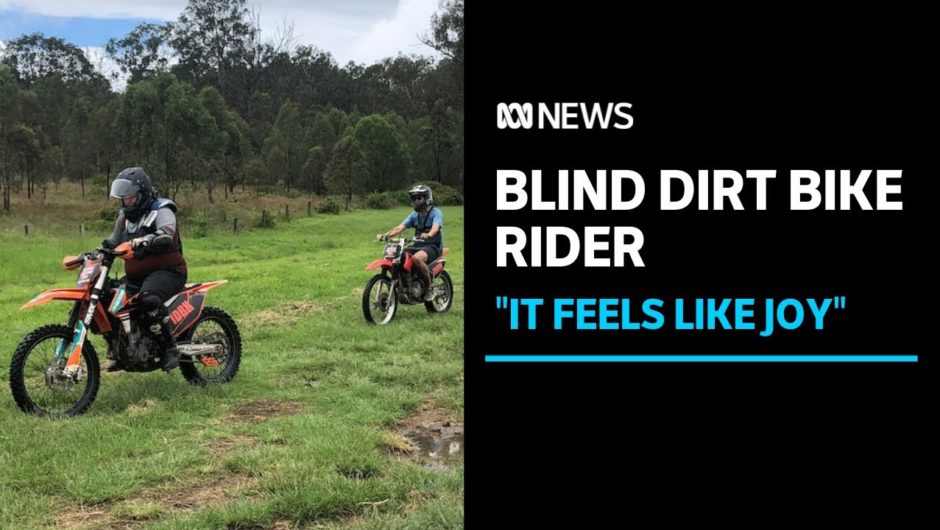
(257, 209, 277, 228)
(366, 192, 397, 210)
(188, 210, 210, 238)
(408, 181, 463, 206)
(105, 22, 173, 83)
(0, 0, 465, 212)
(353, 115, 410, 193)
(1, 32, 106, 85)
(317, 197, 341, 214)
(324, 134, 366, 210)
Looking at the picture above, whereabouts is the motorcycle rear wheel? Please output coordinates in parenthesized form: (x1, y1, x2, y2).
(178, 307, 242, 385)
(425, 270, 454, 314)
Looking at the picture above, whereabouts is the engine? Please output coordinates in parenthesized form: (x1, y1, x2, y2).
(109, 320, 160, 371)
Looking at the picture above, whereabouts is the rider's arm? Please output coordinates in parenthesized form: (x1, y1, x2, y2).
(134, 209, 178, 251)
(381, 224, 407, 239)
(102, 212, 126, 248)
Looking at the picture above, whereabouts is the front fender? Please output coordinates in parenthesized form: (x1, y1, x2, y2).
(21, 288, 88, 310)
(366, 259, 393, 271)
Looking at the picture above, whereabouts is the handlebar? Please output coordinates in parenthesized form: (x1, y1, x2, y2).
(377, 235, 424, 244)
(63, 242, 132, 270)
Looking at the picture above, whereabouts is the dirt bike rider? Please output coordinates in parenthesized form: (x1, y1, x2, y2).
(376, 184, 444, 301)
(101, 167, 187, 372)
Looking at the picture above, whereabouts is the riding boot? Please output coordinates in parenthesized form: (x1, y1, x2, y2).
(422, 275, 436, 301)
(106, 344, 123, 372)
(159, 319, 180, 372)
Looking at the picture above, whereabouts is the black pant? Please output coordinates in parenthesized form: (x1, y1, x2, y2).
(405, 244, 441, 263)
(126, 269, 187, 315)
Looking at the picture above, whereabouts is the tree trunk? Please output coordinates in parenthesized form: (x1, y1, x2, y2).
(2, 179, 10, 213)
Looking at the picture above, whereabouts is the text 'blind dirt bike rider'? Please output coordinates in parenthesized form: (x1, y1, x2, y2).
(378, 184, 444, 301)
(102, 167, 186, 372)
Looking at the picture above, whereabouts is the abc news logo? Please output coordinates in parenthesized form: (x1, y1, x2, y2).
(496, 102, 633, 130)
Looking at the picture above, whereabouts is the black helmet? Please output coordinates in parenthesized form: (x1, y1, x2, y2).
(408, 184, 433, 211)
(110, 167, 155, 221)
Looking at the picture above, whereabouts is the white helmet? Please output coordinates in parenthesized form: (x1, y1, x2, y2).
(408, 184, 433, 210)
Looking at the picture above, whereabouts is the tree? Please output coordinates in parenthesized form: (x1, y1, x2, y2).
(305, 112, 337, 151)
(352, 115, 410, 193)
(1, 33, 105, 87)
(419, 100, 460, 185)
(248, 91, 274, 151)
(325, 134, 366, 210)
(1, 65, 21, 212)
(223, 111, 252, 196)
(263, 142, 288, 193)
(40, 145, 64, 200)
(63, 96, 93, 197)
(302, 145, 329, 194)
(264, 101, 305, 191)
(422, 1, 464, 65)
(171, 0, 255, 101)
(114, 75, 165, 172)
(163, 80, 220, 197)
(7, 124, 42, 200)
(90, 97, 122, 196)
(379, 55, 433, 118)
(106, 22, 173, 83)
(420, 1, 464, 106)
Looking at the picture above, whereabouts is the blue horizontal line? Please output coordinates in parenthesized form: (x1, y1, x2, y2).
(485, 355, 918, 363)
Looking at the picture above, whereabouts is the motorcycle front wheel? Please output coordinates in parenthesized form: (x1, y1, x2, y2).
(9, 324, 101, 417)
(363, 274, 397, 324)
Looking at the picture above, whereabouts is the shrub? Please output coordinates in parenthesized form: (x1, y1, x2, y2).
(188, 211, 209, 238)
(317, 198, 341, 215)
(366, 192, 396, 209)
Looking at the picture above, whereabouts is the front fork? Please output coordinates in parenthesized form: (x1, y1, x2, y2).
(56, 264, 111, 373)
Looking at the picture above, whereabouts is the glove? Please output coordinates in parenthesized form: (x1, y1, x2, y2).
(101, 239, 115, 249)
(131, 239, 149, 258)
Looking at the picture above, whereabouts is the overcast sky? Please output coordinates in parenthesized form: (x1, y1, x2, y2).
(0, 0, 442, 65)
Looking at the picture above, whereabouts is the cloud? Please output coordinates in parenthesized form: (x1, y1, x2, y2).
(348, 0, 440, 63)
(0, 0, 186, 19)
(81, 46, 126, 91)
(1, 0, 442, 65)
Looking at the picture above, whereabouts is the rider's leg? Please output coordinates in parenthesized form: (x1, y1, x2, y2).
(140, 269, 186, 371)
(411, 250, 434, 301)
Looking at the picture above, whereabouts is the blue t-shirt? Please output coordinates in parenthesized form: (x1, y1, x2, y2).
(403, 208, 444, 247)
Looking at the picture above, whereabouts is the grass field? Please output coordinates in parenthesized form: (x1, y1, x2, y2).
(0, 205, 464, 529)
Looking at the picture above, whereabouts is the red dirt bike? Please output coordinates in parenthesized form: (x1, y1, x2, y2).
(9, 240, 242, 416)
(362, 236, 454, 324)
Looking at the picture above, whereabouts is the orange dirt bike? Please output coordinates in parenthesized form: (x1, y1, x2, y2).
(362, 236, 454, 324)
(9, 240, 242, 416)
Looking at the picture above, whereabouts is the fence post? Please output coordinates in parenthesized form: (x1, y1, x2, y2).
(233, 218, 238, 233)
(285, 204, 289, 220)
(261, 210, 267, 227)
(307, 201, 312, 217)
(80, 224, 85, 237)
(24, 224, 29, 238)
